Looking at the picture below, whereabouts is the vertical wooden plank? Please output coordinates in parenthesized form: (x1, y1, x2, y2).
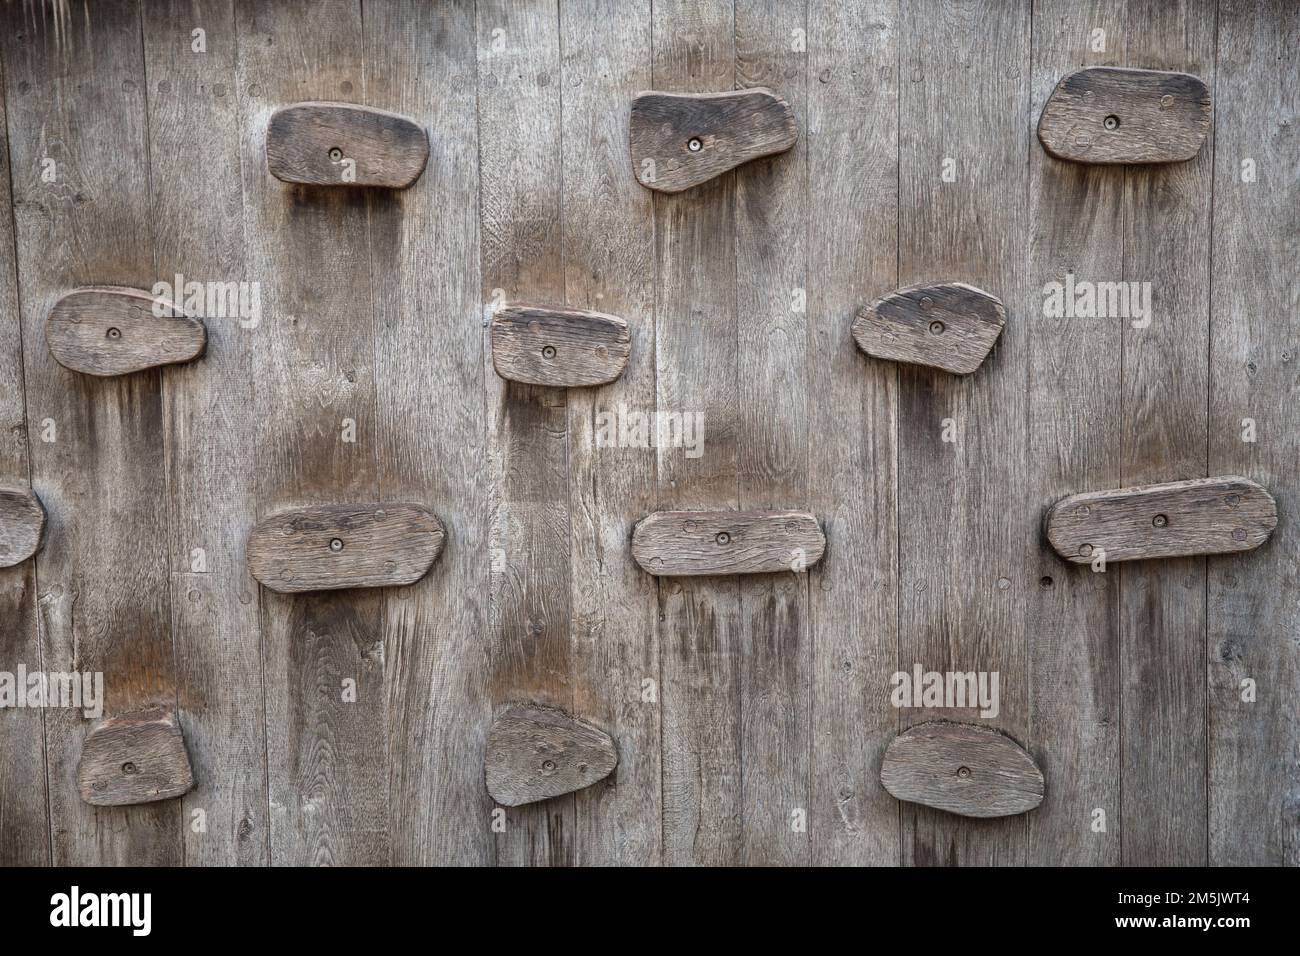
(0, 46, 48, 867)
(476, 0, 573, 866)
(234, 0, 388, 866)
(733, 0, 809, 865)
(1, 0, 180, 865)
(897, 0, 1032, 865)
(1025, 0, 1124, 866)
(362, 0, 493, 867)
(142, 0, 269, 866)
(1118, 0, 1214, 866)
(806, 0, 900, 867)
(559, 0, 662, 865)
(653, 0, 742, 867)
(1208, 0, 1299, 866)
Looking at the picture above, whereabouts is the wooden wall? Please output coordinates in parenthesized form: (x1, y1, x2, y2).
(0, 0, 1295, 866)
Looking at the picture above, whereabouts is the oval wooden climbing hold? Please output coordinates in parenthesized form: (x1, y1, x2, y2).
(630, 88, 798, 193)
(880, 721, 1044, 819)
(77, 707, 195, 807)
(1045, 475, 1276, 564)
(631, 510, 825, 577)
(491, 304, 630, 387)
(247, 503, 445, 593)
(485, 704, 618, 807)
(266, 102, 429, 188)
(853, 282, 1005, 375)
(0, 485, 45, 568)
(1037, 67, 1211, 164)
(46, 287, 206, 377)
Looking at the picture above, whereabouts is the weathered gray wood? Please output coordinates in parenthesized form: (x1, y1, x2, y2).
(77, 708, 194, 807)
(853, 282, 1005, 375)
(807, 0, 901, 867)
(235, 0, 390, 865)
(1025, 0, 1124, 868)
(1046, 476, 1276, 564)
(630, 87, 797, 193)
(559, 0, 662, 866)
(881, 722, 1045, 818)
(485, 704, 618, 807)
(1207, 0, 1300, 866)
(633, 510, 823, 576)
(1038, 67, 1211, 165)
(247, 503, 445, 593)
(491, 304, 630, 387)
(2, 0, 183, 866)
(897, 0, 1032, 865)
(46, 287, 206, 376)
(266, 101, 428, 188)
(0, 485, 43, 567)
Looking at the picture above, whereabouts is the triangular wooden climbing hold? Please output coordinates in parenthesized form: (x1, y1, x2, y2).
(484, 704, 618, 807)
(77, 707, 195, 806)
(0, 485, 45, 568)
(46, 287, 206, 377)
(853, 282, 1005, 375)
(266, 102, 429, 188)
(631, 510, 825, 576)
(491, 304, 631, 387)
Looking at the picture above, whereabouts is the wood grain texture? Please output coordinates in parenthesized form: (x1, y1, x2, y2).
(247, 503, 445, 593)
(485, 704, 618, 807)
(852, 282, 1005, 375)
(881, 722, 1044, 818)
(46, 287, 206, 376)
(1207, 0, 1300, 865)
(1046, 476, 1276, 564)
(1038, 67, 1211, 164)
(0, 485, 44, 567)
(633, 510, 824, 576)
(266, 101, 428, 188)
(77, 708, 194, 807)
(630, 87, 797, 193)
(491, 304, 630, 387)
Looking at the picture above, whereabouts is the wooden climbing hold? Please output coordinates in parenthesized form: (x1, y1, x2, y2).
(630, 88, 798, 193)
(631, 510, 825, 576)
(880, 721, 1044, 819)
(1037, 67, 1211, 164)
(484, 704, 618, 807)
(247, 503, 445, 593)
(77, 707, 194, 807)
(0, 486, 45, 568)
(852, 282, 1005, 375)
(266, 102, 429, 188)
(491, 304, 631, 387)
(1045, 475, 1276, 564)
(46, 287, 206, 377)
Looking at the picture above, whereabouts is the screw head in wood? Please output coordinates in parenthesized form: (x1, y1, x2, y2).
(328, 146, 343, 161)
(1079, 543, 1093, 556)
(1103, 114, 1120, 131)
(106, 327, 122, 340)
(715, 531, 731, 546)
(687, 137, 702, 152)
(541, 345, 556, 360)
(121, 762, 138, 775)
(957, 766, 972, 779)
(929, 320, 945, 335)
(329, 537, 344, 552)
(1152, 514, 1168, 528)
(541, 759, 557, 773)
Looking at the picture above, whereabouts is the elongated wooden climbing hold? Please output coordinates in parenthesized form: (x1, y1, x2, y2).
(491, 304, 631, 387)
(0, 485, 45, 568)
(852, 282, 1005, 375)
(46, 287, 206, 377)
(631, 510, 825, 576)
(1037, 67, 1211, 164)
(1045, 475, 1276, 564)
(266, 102, 429, 188)
(77, 707, 195, 806)
(630, 88, 798, 193)
(485, 704, 618, 807)
(247, 503, 445, 593)
(880, 721, 1044, 819)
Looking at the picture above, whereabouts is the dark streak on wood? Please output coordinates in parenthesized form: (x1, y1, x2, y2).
(77, 707, 195, 807)
(632, 510, 824, 576)
(852, 282, 1005, 375)
(491, 304, 630, 387)
(266, 101, 428, 188)
(46, 287, 206, 377)
(0, 485, 44, 567)
(485, 704, 618, 807)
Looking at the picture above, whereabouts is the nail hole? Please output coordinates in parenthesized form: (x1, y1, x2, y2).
(541, 345, 556, 360)
(1039, 575, 1054, 589)
(1152, 514, 1168, 528)
(929, 320, 945, 335)
(687, 137, 702, 152)
(329, 538, 344, 552)
(715, 531, 731, 546)
(1103, 115, 1120, 131)
(106, 327, 121, 340)
(121, 762, 138, 775)
(328, 147, 343, 161)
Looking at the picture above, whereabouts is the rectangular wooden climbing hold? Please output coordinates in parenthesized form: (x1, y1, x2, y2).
(247, 503, 445, 593)
(880, 721, 1044, 819)
(491, 304, 630, 387)
(1037, 67, 1211, 164)
(266, 102, 429, 188)
(631, 510, 824, 576)
(46, 287, 206, 377)
(484, 704, 618, 807)
(852, 282, 1005, 375)
(630, 88, 798, 193)
(77, 707, 194, 807)
(0, 485, 45, 568)
(1045, 475, 1277, 564)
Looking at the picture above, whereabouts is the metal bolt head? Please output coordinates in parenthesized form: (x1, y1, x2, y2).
(122, 762, 138, 775)
(1080, 543, 1093, 556)
(328, 147, 343, 161)
(106, 327, 122, 340)
(1103, 115, 1120, 131)
(541, 759, 557, 773)
(929, 320, 945, 335)
(957, 766, 972, 779)
(329, 538, 344, 552)
(715, 531, 731, 546)
(687, 137, 702, 152)
(541, 345, 557, 360)
(1152, 514, 1168, 528)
